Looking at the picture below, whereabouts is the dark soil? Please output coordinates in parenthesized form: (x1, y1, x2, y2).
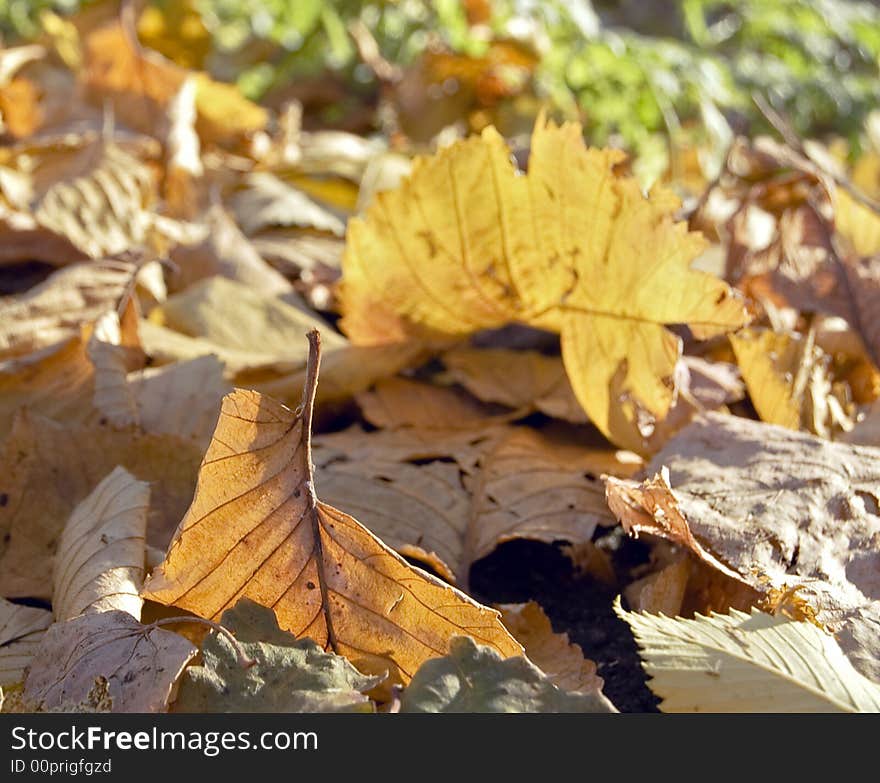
(469, 536, 660, 713)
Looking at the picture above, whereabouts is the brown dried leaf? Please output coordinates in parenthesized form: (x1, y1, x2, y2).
(0, 412, 202, 599)
(443, 347, 588, 423)
(357, 377, 513, 431)
(53, 466, 148, 621)
(23, 611, 196, 713)
(0, 599, 51, 687)
(607, 412, 880, 681)
(499, 601, 604, 695)
(142, 334, 522, 684)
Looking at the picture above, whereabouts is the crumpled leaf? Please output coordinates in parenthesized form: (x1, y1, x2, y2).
(22, 611, 196, 713)
(0, 257, 137, 359)
(341, 114, 748, 451)
(88, 310, 141, 429)
(617, 602, 880, 713)
(0, 599, 51, 687)
(399, 636, 616, 713)
(606, 412, 880, 682)
(142, 332, 522, 684)
(52, 466, 148, 622)
(173, 599, 381, 713)
(0, 412, 202, 599)
(499, 602, 604, 695)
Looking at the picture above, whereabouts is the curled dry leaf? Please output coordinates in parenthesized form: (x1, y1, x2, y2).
(23, 611, 197, 713)
(0, 412, 202, 599)
(399, 636, 616, 713)
(341, 114, 748, 451)
(0, 598, 51, 687)
(142, 332, 522, 685)
(53, 466, 148, 622)
(498, 601, 604, 695)
(607, 412, 880, 682)
(88, 311, 141, 429)
(618, 602, 880, 713)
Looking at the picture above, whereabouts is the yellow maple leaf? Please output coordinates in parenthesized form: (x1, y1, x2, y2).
(341, 114, 748, 451)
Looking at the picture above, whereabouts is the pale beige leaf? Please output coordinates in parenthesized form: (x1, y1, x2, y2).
(0, 412, 202, 599)
(618, 602, 880, 712)
(231, 172, 346, 236)
(0, 599, 51, 687)
(624, 557, 691, 617)
(149, 276, 344, 360)
(23, 611, 196, 713)
(168, 204, 294, 298)
(128, 355, 228, 448)
(0, 257, 137, 359)
(88, 311, 140, 429)
(53, 466, 148, 622)
(142, 336, 522, 685)
(610, 412, 880, 682)
(499, 602, 603, 695)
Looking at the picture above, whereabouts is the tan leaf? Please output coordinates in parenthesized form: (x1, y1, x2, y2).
(168, 204, 294, 298)
(835, 189, 880, 258)
(128, 355, 229, 448)
(88, 311, 140, 429)
(0, 599, 51, 687)
(164, 76, 203, 218)
(357, 377, 513, 431)
(142, 333, 522, 684)
(607, 412, 880, 682)
(0, 412, 202, 599)
(252, 341, 430, 407)
(231, 172, 346, 237)
(499, 601, 604, 695)
(148, 276, 344, 362)
(0, 257, 137, 359)
(53, 466, 148, 621)
(443, 347, 587, 423)
(23, 611, 196, 713)
(624, 557, 691, 617)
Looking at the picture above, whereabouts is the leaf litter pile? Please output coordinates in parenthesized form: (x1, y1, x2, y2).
(2, 15, 880, 715)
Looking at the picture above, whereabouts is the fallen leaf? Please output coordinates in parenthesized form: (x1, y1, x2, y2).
(0, 412, 202, 599)
(341, 114, 748, 450)
(617, 601, 880, 712)
(499, 602, 604, 695)
(399, 636, 615, 712)
(128, 355, 228, 448)
(52, 466, 148, 621)
(835, 189, 880, 258)
(232, 172, 346, 237)
(0, 257, 137, 359)
(168, 204, 294, 298)
(607, 412, 880, 682)
(0, 599, 51, 687)
(88, 310, 141, 429)
(173, 599, 382, 713)
(442, 347, 587, 423)
(23, 611, 196, 713)
(357, 377, 513, 431)
(142, 332, 522, 684)
(623, 556, 691, 617)
(149, 276, 344, 362)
